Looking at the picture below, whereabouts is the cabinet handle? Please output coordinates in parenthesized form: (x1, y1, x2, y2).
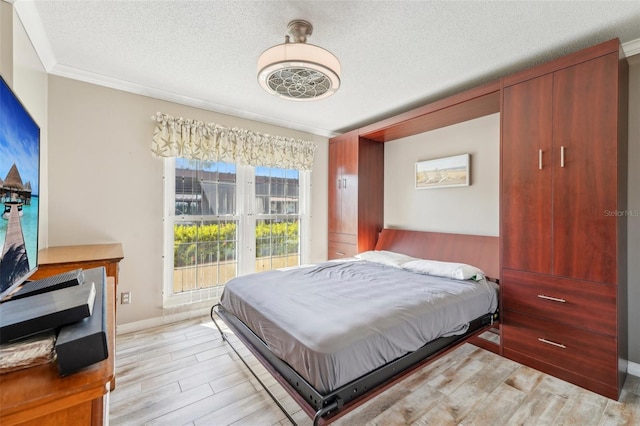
(337, 178, 342, 189)
(538, 338, 566, 349)
(560, 146, 565, 168)
(343, 178, 347, 189)
(537, 294, 566, 303)
(335, 251, 345, 256)
(538, 149, 543, 170)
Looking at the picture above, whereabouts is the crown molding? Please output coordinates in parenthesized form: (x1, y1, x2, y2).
(49, 63, 337, 138)
(623, 37, 640, 57)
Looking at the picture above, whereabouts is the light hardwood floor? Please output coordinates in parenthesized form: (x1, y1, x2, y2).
(110, 316, 640, 425)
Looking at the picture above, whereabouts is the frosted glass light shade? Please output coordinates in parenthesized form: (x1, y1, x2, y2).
(257, 43, 341, 101)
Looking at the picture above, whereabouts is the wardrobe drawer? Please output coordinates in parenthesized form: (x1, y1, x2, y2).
(328, 241, 358, 259)
(502, 269, 616, 335)
(328, 233, 357, 245)
(502, 310, 617, 385)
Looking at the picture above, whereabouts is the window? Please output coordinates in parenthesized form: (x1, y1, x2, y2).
(164, 158, 310, 307)
(255, 167, 301, 272)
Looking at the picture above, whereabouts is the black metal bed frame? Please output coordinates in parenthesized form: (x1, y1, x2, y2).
(211, 303, 496, 425)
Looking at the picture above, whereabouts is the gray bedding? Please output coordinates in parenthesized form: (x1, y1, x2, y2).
(220, 259, 498, 394)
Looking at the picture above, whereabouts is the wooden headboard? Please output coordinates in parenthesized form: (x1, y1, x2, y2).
(374, 228, 500, 280)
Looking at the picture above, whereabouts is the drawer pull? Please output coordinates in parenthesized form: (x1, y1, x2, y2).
(335, 251, 346, 256)
(538, 338, 566, 349)
(538, 149, 543, 170)
(537, 294, 566, 303)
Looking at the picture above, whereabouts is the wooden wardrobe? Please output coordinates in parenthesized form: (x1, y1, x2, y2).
(328, 129, 384, 259)
(325, 37, 628, 400)
(500, 39, 629, 399)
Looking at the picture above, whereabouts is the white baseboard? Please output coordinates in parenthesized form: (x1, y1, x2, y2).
(116, 305, 211, 335)
(629, 361, 640, 378)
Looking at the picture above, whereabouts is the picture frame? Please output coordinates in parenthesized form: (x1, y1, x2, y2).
(415, 153, 470, 189)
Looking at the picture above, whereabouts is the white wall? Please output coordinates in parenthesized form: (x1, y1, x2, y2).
(0, 2, 12, 82)
(47, 76, 328, 325)
(384, 113, 500, 236)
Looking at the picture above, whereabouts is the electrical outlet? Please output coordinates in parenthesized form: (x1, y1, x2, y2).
(121, 291, 132, 304)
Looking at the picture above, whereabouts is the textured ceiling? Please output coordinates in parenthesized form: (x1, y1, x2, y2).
(14, 0, 640, 137)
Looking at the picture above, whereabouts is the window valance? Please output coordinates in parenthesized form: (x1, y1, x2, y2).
(151, 112, 316, 171)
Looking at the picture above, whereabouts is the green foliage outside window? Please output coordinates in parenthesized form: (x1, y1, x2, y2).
(174, 221, 299, 267)
(255, 221, 299, 258)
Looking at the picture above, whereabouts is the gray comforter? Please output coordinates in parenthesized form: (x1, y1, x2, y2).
(220, 259, 498, 394)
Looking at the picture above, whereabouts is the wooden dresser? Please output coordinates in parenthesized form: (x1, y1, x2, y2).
(29, 243, 124, 310)
(0, 277, 115, 426)
(328, 129, 384, 259)
(500, 39, 628, 399)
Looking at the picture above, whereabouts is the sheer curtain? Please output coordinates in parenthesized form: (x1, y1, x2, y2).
(151, 112, 316, 170)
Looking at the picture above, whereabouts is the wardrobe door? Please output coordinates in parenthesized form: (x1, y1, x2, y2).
(502, 74, 554, 274)
(328, 140, 341, 235)
(328, 134, 359, 236)
(552, 53, 619, 284)
(339, 136, 359, 235)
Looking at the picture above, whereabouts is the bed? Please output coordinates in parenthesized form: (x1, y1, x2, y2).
(211, 229, 499, 425)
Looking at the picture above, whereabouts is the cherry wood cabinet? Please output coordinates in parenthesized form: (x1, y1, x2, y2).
(328, 130, 384, 259)
(329, 131, 359, 236)
(500, 39, 628, 400)
(551, 54, 620, 283)
(502, 53, 620, 282)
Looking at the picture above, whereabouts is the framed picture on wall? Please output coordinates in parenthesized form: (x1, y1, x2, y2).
(415, 154, 470, 189)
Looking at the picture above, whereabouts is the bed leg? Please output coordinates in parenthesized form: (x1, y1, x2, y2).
(211, 304, 298, 425)
(210, 304, 227, 341)
(313, 400, 340, 426)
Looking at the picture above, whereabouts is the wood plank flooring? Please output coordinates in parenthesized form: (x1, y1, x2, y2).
(110, 315, 640, 425)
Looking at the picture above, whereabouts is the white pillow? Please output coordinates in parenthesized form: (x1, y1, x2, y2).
(355, 250, 417, 268)
(402, 259, 485, 281)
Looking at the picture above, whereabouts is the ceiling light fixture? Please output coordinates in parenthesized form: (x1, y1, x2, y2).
(257, 20, 341, 101)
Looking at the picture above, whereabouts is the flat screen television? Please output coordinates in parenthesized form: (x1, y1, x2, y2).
(0, 75, 41, 300)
